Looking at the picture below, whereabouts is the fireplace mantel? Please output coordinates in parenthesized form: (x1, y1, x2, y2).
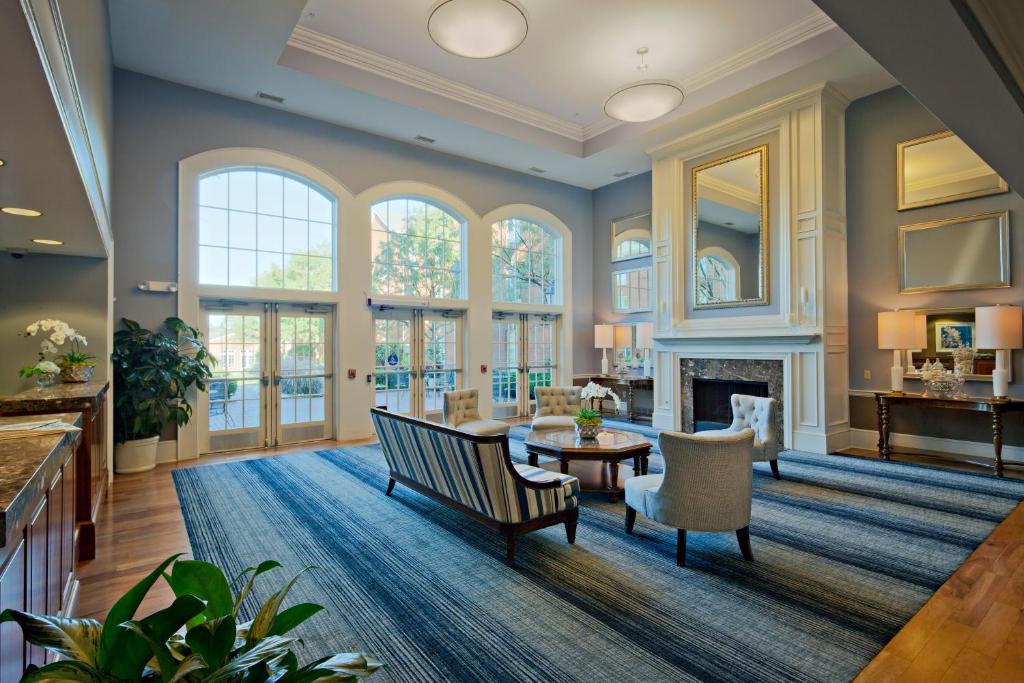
(655, 333, 819, 346)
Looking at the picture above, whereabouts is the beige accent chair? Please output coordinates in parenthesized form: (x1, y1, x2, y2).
(531, 386, 583, 430)
(625, 429, 755, 567)
(702, 394, 780, 479)
(442, 389, 509, 436)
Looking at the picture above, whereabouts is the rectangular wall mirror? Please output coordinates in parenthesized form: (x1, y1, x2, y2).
(897, 130, 1008, 210)
(903, 307, 1005, 382)
(692, 144, 768, 309)
(611, 211, 652, 262)
(898, 211, 1010, 293)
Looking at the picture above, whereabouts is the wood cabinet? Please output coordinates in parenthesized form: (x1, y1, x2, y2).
(0, 415, 80, 681)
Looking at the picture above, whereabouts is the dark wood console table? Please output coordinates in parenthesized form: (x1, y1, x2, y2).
(874, 392, 1024, 477)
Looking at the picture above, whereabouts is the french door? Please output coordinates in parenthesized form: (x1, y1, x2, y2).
(373, 308, 462, 422)
(200, 301, 334, 453)
(492, 313, 558, 418)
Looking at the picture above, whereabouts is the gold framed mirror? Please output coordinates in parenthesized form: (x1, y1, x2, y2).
(692, 144, 768, 309)
(898, 211, 1010, 293)
(897, 130, 1008, 210)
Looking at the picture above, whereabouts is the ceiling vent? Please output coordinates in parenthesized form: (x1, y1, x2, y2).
(256, 91, 285, 104)
(613, 171, 631, 178)
(529, 166, 546, 174)
(413, 135, 436, 144)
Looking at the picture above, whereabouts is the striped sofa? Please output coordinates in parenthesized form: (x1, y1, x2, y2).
(371, 408, 580, 566)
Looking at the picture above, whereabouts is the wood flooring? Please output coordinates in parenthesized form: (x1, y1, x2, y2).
(74, 441, 1023, 681)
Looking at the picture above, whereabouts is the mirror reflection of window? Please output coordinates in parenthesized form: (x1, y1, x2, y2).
(696, 251, 738, 305)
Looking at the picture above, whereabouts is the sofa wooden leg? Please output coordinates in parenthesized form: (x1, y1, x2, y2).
(676, 529, 687, 566)
(769, 460, 781, 480)
(736, 526, 754, 561)
(564, 509, 578, 544)
(625, 506, 636, 535)
(505, 531, 517, 567)
(385, 478, 396, 496)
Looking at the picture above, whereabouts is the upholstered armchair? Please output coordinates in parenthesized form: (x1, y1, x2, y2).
(702, 394, 780, 479)
(531, 386, 583, 430)
(624, 429, 755, 567)
(442, 389, 509, 436)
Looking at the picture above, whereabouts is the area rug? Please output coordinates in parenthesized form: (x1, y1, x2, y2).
(174, 432, 1024, 683)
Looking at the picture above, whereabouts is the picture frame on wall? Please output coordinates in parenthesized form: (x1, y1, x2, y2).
(934, 322, 974, 354)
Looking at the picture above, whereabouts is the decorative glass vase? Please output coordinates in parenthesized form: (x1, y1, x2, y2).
(574, 419, 602, 440)
(36, 373, 58, 388)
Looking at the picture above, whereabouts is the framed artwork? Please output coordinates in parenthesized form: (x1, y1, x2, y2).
(934, 322, 974, 354)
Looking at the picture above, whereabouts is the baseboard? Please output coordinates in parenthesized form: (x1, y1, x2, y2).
(156, 439, 178, 464)
(848, 428, 1024, 464)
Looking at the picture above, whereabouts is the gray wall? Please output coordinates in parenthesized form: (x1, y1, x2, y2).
(112, 70, 594, 363)
(0, 254, 109, 395)
(846, 85, 1024, 445)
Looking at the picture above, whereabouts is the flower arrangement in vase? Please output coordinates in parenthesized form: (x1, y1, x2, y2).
(579, 381, 623, 414)
(20, 319, 95, 383)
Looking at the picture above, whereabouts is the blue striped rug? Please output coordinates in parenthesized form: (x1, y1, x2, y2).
(174, 427, 1023, 682)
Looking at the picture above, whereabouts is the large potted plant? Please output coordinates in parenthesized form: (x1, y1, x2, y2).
(112, 317, 214, 473)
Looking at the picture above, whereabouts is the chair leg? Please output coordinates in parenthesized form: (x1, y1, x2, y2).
(769, 459, 781, 480)
(505, 531, 517, 567)
(565, 508, 578, 544)
(736, 526, 754, 561)
(676, 529, 687, 567)
(625, 506, 636, 535)
(385, 478, 396, 496)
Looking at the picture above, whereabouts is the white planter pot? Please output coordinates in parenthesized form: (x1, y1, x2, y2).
(115, 436, 160, 474)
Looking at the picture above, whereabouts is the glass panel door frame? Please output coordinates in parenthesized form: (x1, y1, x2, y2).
(491, 312, 559, 418)
(274, 303, 335, 446)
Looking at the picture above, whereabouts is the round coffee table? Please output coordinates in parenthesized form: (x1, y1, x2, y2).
(524, 428, 651, 502)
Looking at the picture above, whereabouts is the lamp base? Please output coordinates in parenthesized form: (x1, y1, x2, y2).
(890, 366, 905, 393)
(601, 358, 609, 375)
(992, 368, 1009, 399)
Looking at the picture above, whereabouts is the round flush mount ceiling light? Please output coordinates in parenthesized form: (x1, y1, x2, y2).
(1, 207, 43, 217)
(32, 238, 63, 246)
(428, 0, 528, 59)
(604, 47, 684, 123)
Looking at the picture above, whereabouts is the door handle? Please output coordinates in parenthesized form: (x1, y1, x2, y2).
(273, 375, 282, 386)
(261, 375, 270, 387)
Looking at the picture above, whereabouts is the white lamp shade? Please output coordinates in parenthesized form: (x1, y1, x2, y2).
(635, 322, 654, 349)
(613, 325, 633, 349)
(877, 310, 918, 350)
(428, 0, 528, 59)
(604, 81, 684, 123)
(976, 305, 1023, 349)
(594, 324, 614, 349)
(912, 313, 927, 351)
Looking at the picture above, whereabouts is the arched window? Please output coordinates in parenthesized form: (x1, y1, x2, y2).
(198, 167, 336, 291)
(696, 248, 740, 304)
(491, 218, 560, 305)
(371, 198, 464, 299)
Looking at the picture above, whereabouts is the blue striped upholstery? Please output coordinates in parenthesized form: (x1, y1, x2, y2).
(372, 411, 578, 524)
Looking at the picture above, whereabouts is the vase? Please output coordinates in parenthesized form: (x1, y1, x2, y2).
(574, 419, 602, 440)
(36, 374, 58, 388)
(114, 435, 159, 474)
(59, 363, 95, 383)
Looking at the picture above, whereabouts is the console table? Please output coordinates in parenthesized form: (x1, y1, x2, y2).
(574, 374, 654, 423)
(874, 392, 1024, 477)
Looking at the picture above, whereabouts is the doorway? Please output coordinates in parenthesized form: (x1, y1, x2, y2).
(492, 313, 558, 418)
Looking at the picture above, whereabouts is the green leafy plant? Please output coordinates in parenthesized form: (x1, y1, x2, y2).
(574, 408, 602, 423)
(0, 555, 382, 682)
(112, 318, 215, 444)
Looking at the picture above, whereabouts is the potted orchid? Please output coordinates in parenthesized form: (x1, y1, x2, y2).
(20, 318, 95, 384)
(575, 382, 624, 439)
(579, 381, 623, 414)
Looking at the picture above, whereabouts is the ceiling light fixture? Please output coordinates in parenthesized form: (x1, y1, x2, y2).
(604, 48, 684, 123)
(1, 207, 42, 217)
(428, 0, 528, 59)
(32, 238, 63, 246)
(0, 158, 6, 167)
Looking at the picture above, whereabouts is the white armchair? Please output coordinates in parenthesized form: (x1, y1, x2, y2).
(442, 389, 509, 436)
(624, 429, 755, 567)
(531, 386, 582, 430)
(702, 394, 780, 479)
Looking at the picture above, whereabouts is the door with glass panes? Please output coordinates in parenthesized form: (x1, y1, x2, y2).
(491, 313, 558, 418)
(201, 301, 334, 452)
(373, 308, 462, 421)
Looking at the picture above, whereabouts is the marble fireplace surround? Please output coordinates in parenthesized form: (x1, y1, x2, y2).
(681, 357, 785, 451)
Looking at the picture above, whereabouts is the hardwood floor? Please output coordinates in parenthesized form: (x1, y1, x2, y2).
(75, 440, 1023, 681)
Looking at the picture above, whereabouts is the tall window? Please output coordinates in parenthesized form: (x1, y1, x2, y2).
(492, 218, 559, 305)
(198, 167, 336, 291)
(371, 198, 464, 299)
(612, 267, 651, 313)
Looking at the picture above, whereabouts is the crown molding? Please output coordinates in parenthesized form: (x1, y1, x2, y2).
(698, 174, 760, 205)
(287, 12, 836, 144)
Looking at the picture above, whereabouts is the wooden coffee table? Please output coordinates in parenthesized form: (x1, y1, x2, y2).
(524, 428, 652, 502)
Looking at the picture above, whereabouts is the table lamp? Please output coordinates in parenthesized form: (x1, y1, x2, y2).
(594, 324, 613, 374)
(635, 322, 654, 377)
(976, 305, 1022, 399)
(877, 310, 919, 393)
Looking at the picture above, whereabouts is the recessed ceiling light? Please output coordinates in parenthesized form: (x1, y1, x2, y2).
(32, 238, 63, 246)
(1, 207, 42, 217)
(605, 48, 684, 123)
(428, 0, 528, 59)
(0, 158, 6, 167)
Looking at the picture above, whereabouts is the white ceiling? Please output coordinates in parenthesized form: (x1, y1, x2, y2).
(109, 0, 896, 189)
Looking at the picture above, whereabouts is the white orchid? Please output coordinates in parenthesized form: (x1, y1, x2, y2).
(580, 381, 623, 411)
(19, 318, 93, 369)
(40, 340, 57, 355)
(36, 361, 60, 374)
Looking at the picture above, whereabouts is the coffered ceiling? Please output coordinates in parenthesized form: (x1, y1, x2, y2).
(110, 0, 896, 189)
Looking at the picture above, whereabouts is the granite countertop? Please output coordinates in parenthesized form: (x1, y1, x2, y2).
(0, 380, 109, 413)
(0, 412, 82, 549)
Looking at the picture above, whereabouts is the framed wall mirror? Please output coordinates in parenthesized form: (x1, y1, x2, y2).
(898, 211, 1010, 293)
(897, 130, 1008, 210)
(902, 307, 1005, 382)
(692, 144, 768, 309)
(611, 211, 652, 262)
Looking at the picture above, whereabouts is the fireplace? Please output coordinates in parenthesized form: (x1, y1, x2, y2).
(693, 378, 769, 431)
